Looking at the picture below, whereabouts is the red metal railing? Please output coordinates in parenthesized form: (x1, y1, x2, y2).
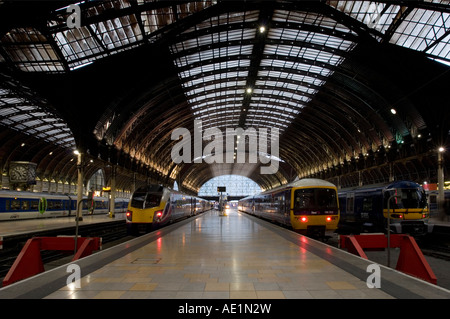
(339, 234, 437, 285)
(2, 236, 101, 287)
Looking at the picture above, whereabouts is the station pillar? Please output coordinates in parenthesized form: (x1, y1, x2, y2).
(438, 147, 446, 220)
(76, 151, 84, 221)
(109, 165, 116, 218)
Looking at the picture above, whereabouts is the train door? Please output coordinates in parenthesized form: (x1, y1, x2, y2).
(346, 192, 355, 221)
(283, 190, 290, 225)
(191, 197, 196, 216)
(65, 195, 72, 216)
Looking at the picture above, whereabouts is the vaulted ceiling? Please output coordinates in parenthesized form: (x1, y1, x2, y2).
(0, 0, 449, 194)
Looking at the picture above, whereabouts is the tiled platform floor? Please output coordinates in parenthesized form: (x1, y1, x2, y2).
(45, 210, 392, 299)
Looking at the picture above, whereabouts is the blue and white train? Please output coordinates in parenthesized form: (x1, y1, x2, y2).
(338, 181, 429, 235)
(0, 190, 129, 221)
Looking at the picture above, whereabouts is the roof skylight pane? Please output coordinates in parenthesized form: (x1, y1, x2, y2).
(327, 1, 450, 65)
(1, 27, 65, 72)
(170, 8, 361, 134)
(0, 87, 75, 147)
(326, 1, 402, 34)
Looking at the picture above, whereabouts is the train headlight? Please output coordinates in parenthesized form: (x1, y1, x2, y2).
(154, 210, 163, 221)
(300, 217, 308, 222)
(326, 216, 332, 222)
(126, 210, 132, 221)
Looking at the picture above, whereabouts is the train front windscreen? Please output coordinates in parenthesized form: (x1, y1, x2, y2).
(130, 192, 162, 209)
(293, 188, 338, 214)
(383, 188, 427, 209)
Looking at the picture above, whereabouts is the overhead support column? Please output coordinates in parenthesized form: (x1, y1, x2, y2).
(75, 151, 84, 222)
(109, 165, 116, 218)
(437, 147, 445, 220)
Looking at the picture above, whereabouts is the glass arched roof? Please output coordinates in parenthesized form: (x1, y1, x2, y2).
(0, 0, 448, 192)
(1, 0, 447, 154)
(0, 82, 75, 148)
(169, 8, 358, 133)
(328, 1, 450, 65)
(0, 1, 447, 73)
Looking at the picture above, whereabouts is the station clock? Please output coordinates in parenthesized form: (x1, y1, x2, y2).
(9, 161, 37, 183)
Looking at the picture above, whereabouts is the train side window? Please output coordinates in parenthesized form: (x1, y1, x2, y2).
(94, 201, 102, 209)
(30, 200, 39, 211)
(11, 199, 20, 210)
(347, 197, 354, 213)
(362, 198, 372, 211)
(21, 200, 29, 210)
(53, 200, 62, 210)
(285, 191, 291, 210)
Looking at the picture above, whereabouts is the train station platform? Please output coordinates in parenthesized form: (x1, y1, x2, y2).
(0, 209, 449, 300)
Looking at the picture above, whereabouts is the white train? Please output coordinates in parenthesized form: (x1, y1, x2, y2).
(0, 190, 129, 221)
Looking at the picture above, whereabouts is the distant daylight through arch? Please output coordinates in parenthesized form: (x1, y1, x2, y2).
(198, 175, 262, 197)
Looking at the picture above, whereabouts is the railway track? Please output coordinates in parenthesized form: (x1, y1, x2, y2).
(421, 247, 450, 261)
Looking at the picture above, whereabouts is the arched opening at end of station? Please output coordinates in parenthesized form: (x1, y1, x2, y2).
(198, 175, 262, 212)
(199, 175, 262, 198)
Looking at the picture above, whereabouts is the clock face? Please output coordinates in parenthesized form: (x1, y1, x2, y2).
(27, 168, 36, 180)
(10, 165, 28, 182)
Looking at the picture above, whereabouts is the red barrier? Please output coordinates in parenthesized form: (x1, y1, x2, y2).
(343, 235, 368, 259)
(2, 236, 101, 287)
(396, 235, 437, 285)
(73, 237, 101, 260)
(339, 234, 437, 285)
